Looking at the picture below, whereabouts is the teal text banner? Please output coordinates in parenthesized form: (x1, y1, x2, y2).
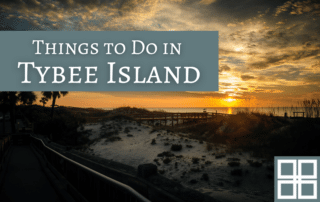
(0, 31, 218, 91)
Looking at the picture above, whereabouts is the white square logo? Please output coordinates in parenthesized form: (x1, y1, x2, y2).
(275, 157, 319, 201)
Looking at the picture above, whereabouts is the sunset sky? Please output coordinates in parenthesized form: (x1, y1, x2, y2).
(1, 0, 320, 108)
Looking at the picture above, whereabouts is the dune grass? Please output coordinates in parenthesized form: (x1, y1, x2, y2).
(153, 112, 320, 159)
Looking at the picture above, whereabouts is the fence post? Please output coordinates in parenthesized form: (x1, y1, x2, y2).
(165, 114, 167, 126)
(152, 113, 154, 126)
(171, 114, 174, 127)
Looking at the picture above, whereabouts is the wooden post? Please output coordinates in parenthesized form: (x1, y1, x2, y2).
(183, 114, 185, 124)
(172, 114, 174, 127)
(177, 113, 179, 126)
(165, 114, 167, 126)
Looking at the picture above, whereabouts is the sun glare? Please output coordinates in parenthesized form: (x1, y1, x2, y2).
(225, 98, 236, 102)
(221, 97, 238, 107)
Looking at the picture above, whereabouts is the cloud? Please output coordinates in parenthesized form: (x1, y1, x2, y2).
(1, 0, 319, 106)
(303, 73, 320, 84)
(0, 0, 167, 30)
(275, 0, 293, 16)
(199, 0, 216, 5)
(227, 23, 237, 27)
(219, 65, 231, 73)
(275, 0, 320, 16)
(248, 48, 320, 70)
(241, 74, 255, 81)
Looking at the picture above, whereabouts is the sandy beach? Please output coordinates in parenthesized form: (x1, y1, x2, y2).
(79, 117, 275, 202)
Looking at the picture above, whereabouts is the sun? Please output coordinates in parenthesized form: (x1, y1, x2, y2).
(221, 97, 238, 107)
(225, 97, 236, 102)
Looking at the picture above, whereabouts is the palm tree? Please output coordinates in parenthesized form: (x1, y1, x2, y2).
(0, 91, 37, 133)
(40, 97, 48, 107)
(0, 93, 10, 134)
(42, 91, 68, 119)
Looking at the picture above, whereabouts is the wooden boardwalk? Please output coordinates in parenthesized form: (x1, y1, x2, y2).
(0, 145, 61, 202)
(134, 112, 227, 127)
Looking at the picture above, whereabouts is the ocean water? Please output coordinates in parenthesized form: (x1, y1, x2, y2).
(102, 107, 320, 118)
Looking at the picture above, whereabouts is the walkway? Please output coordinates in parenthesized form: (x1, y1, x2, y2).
(0, 145, 61, 202)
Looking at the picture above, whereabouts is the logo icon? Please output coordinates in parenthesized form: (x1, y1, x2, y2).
(275, 157, 319, 201)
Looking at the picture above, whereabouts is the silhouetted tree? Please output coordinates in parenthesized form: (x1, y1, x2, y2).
(0, 93, 10, 134)
(40, 97, 48, 107)
(42, 91, 68, 119)
(0, 92, 37, 133)
(18, 92, 37, 105)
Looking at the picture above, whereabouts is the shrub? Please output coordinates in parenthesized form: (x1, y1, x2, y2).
(151, 139, 156, 145)
(205, 161, 212, 165)
(217, 182, 224, 186)
(228, 162, 240, 167)
(192, 157, 200, 164)
(157, 151, 175, 157)
(215, 154, 226, 159)
(234, 180, 242, 187)
(124, 127, 131, 133)
(77, 135, 90, 145)
(189, 179, 198, 184)
(206, 143, 214, 151)
(101, 131, 118, 138)
(201, 173, 209, 181)
(190, 168, 201, 172)
(108, 114, 134, 121)
(171, 144, 182, 151)
(249, 161, 262, 167)
(106, 136, 122, 142)
(154, 159, 161, 166)
(163, 158, 171, 164)
(150, 128, 157, 134)
(186, 145, 193, 148)
(231, 169, 242, 176)
(227, 158, 240, 161)
(164, 142, 170, 146)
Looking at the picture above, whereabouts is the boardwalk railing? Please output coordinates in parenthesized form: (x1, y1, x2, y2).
(0, 135, 12, 169)
(30, 135, 151, 202)
(133, 112, 225, 127)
